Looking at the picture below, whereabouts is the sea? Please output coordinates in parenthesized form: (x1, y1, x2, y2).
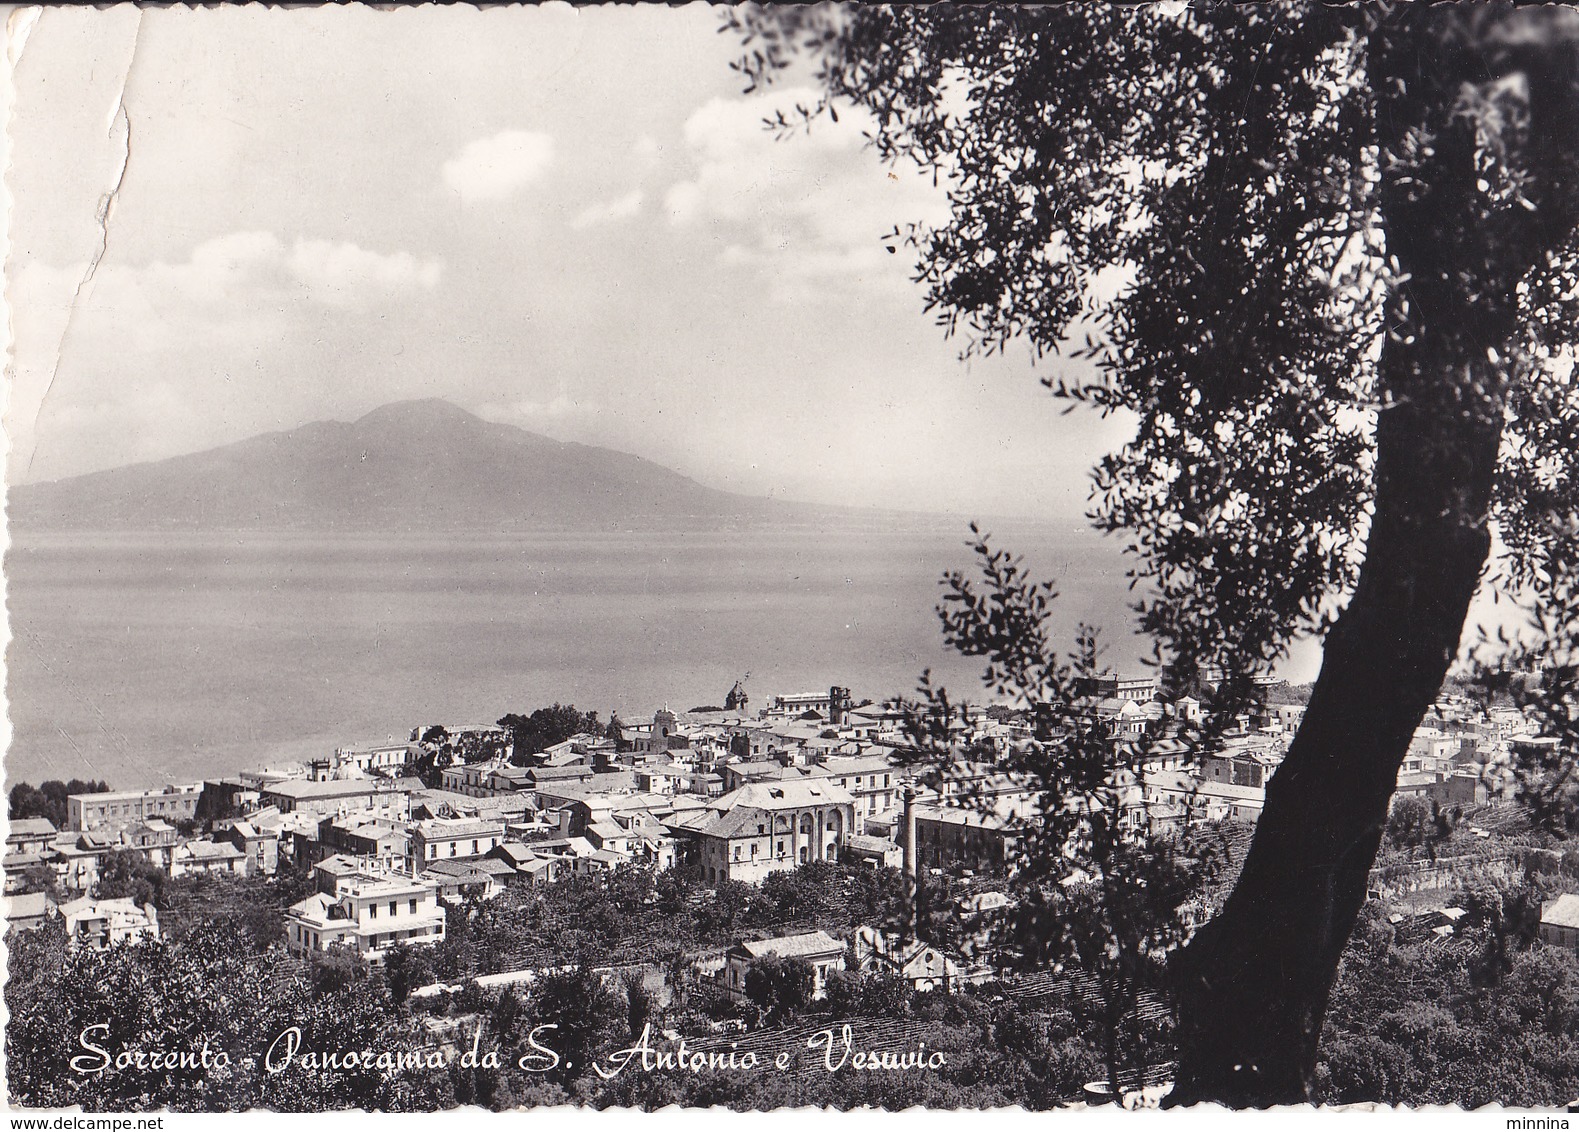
(4, 523, 1148, 789)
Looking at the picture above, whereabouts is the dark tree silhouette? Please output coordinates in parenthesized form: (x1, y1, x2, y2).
(729, 2, 1579, 1106)
(499, 705, 601, 761)
(742, 954, 815, 1025)
(9, 779, 110, 829)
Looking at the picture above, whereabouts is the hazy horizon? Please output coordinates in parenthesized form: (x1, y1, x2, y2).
(5, 524, 1153, 788)
(8, 396, 1098, 526)
(7, 5, 1134, 521)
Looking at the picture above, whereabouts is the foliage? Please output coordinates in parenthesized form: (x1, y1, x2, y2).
(888, 533, 1227, 1092)
(150, 868, 310, 950)
(421, 862, 905, 983)
(9, 779, 110, 829)
(1387, 796, 1432, 850)
(94, 850, 166, 908)
(15, 864, 60, 902)
(823, 967, 912, 1019)
(17, 840, 1579, 1110)
(606, 712, 630, 752)
(4, 919, 443, 1111)
(742, 955, 815, 1025)
(727, 1, 1579, 1105)
(622, 970, 654, 1038)
(499, 704, 602, 761)
(1317, 906, 1579, 1107)
(309, 946, 369, 996)
(383, 943, 437, 1006)
(409, 724, 513, 786)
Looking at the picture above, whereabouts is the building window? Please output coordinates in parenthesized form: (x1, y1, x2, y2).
(389, 901, 397, 916)
(369, 905, 377, 919)
(410, 899, 418, 914)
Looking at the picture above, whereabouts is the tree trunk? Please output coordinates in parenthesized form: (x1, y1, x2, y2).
(1166, 394, 1503, 1106)
(1168, 7, 1579, 1106)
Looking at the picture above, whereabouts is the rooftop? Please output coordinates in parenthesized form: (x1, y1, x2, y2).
(715, 779, 854, 813)
(7, 818, 57, 838)
(733, 930, 845, 961)
(263, 779, 419, 800)
(417, 818, 505, 839)
(1545, 893, 1579, 930)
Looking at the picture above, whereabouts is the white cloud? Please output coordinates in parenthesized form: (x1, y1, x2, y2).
(109, 232, 442, 315)
(8, 233, 443, 480)
(442, 130, 555, 202)
(287, 239, 443, 306)
(664, 87, 951, 299)
(570, 189, 644, 230)
(98, 231, 441, 310)
(478, 395, 598, 428)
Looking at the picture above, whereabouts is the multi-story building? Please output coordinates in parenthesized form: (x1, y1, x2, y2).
(169, 839, 249, 878)
(315, 816, 409, 868)
(237, 764, 308, 790)
(225, 820, 279, 876)
(259, 779, 417, 820)
(691, 779, 855, 886)
(1083, 674, 1159, 702)
(816, 754, 899, 829)
(285, 871, 445, 962)
(327, 744, 419, 779)
(718, 760, 813, 794)
(765, 688, 851, 720)
(1200, 746, 1282, 789)
(6, 818, 57, 857)
(3, 822, 59, 895)
(1139, 769, 1266, 824)
(439, 760, 533, 798)
(67, 785, 203, 832)
(910, 800, 1026, 874)
(410, 818, 505, 871)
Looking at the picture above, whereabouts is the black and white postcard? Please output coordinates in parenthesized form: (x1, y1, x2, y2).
(8, 2, 1579, 1118)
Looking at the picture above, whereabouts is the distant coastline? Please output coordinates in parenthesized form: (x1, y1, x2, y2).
(5, 523, 1141, 789)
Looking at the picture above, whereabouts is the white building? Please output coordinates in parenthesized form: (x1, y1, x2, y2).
(67, 785, 204, 832)
(285, 871, 445, 963)
(57, 897, 160, 950)
(816, 754, 899, 828)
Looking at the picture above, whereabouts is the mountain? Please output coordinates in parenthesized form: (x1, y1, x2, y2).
(7, 400, 834, 533)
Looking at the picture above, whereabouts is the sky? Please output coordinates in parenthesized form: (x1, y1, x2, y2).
(4, 3, 1134, 519)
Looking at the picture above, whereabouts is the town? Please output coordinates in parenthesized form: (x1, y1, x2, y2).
(7, 669, 1579, 1108)
(5, 669, 1560, 963)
